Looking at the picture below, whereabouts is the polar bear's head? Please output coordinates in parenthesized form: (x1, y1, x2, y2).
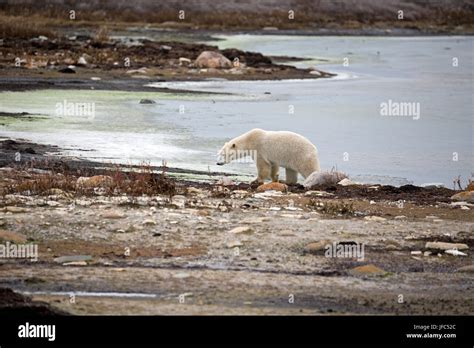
(216, 141, 238, 165)
(217, 139, 253, 165)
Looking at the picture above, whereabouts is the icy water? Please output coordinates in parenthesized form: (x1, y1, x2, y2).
(1, 35, 472, 185)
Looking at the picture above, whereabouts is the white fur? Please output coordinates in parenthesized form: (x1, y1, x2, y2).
(217, 128, 320, 184)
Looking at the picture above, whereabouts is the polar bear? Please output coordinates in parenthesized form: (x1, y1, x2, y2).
(216, 128, 320, 184)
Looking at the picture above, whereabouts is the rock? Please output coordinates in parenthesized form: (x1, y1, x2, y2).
(4, 206, 28, 213)
(451, 191, 474, 203)
(262, 26, 279, 31)
(445, 249, 467, 256)
(461, 206, 470, 210)
(58, 67, 76, 74)
(242, 217, 269, 224)
(139, 99, 156, 104)
(195, 51, 232, 69)
(304, 190, 334, 197)
(187, 187, 203, 195)
(173, 272, 191, 279)
(411, 251, 422, 255)
(46, 201, 61, 207)
(0, 230, 27, 243)
(256, 182, 288, 193)
(420, 183, 445, 189)
(394, 215, 407, 220)
(90, 76, 101, 81)
(77, 56, 88, 66)
(101, 211, 125, 219)
(217, 177, 235, 186)
(425, 242, 468, 251)
(455, 265, 474, 273)
(197, 210, 209, 217)
(338, 178, 357, 186)
(53, 255, 92, 264)
(76, 175, 113, 189)
(226, 241, 243, 248)
(228, 226, 253, 235)
(450, 202, 472, 207)
(171, 195, 186, 208)
(349, 264, 387, 276)
(63, 261, 88, 266)
(304, 240, 328, 254)
(364, 216, 387, 222)
(303, 171, 347, 188)
(143, 219, 156, 225)
(179, 57, 192, 65)
(127, 68, 148, 74)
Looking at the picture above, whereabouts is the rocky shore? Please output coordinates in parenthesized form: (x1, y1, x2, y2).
(0, 138, 473, 315)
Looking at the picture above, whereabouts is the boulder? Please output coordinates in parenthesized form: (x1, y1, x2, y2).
(451, 191, 474, 203)
(256, 182, 288, 193)
(303, 171, 347, 188)
(425, 242, 468, 251)
(195, 51, 232, 69)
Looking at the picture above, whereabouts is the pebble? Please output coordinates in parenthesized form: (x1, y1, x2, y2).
(63, 261, 88, 266)
(304, 190, 334, 197)
(142, 219, 156, 225)
(53, 255, 92, 264)
(410, 251, 422, 255)
(217, 177, 235, 186)
(304, 241, 328, 254)
(349, 264, 387, 276)
(445, 249, 467, 256)
(364, 216, 387, 222)
(226, 241, 243, 248)
(101, 212, 126, 219)
(228, 226, 253, 235)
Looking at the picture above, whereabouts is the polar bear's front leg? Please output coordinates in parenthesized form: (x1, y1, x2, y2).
(285, 168, 298, 185)
(253, 155, 271, 184)
(270, 163, 279, 182)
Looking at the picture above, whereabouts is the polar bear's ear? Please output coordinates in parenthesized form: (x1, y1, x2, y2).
(231, 143, 236, 148)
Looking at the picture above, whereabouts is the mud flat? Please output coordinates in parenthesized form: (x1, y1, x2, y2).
(0, 139, 473, 315)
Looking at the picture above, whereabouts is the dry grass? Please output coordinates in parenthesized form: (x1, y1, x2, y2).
(93, 26, 109, 44)
(1, 3, 472, 32)
(0, 14, 56, 39)
(1, 161, 176, 198)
